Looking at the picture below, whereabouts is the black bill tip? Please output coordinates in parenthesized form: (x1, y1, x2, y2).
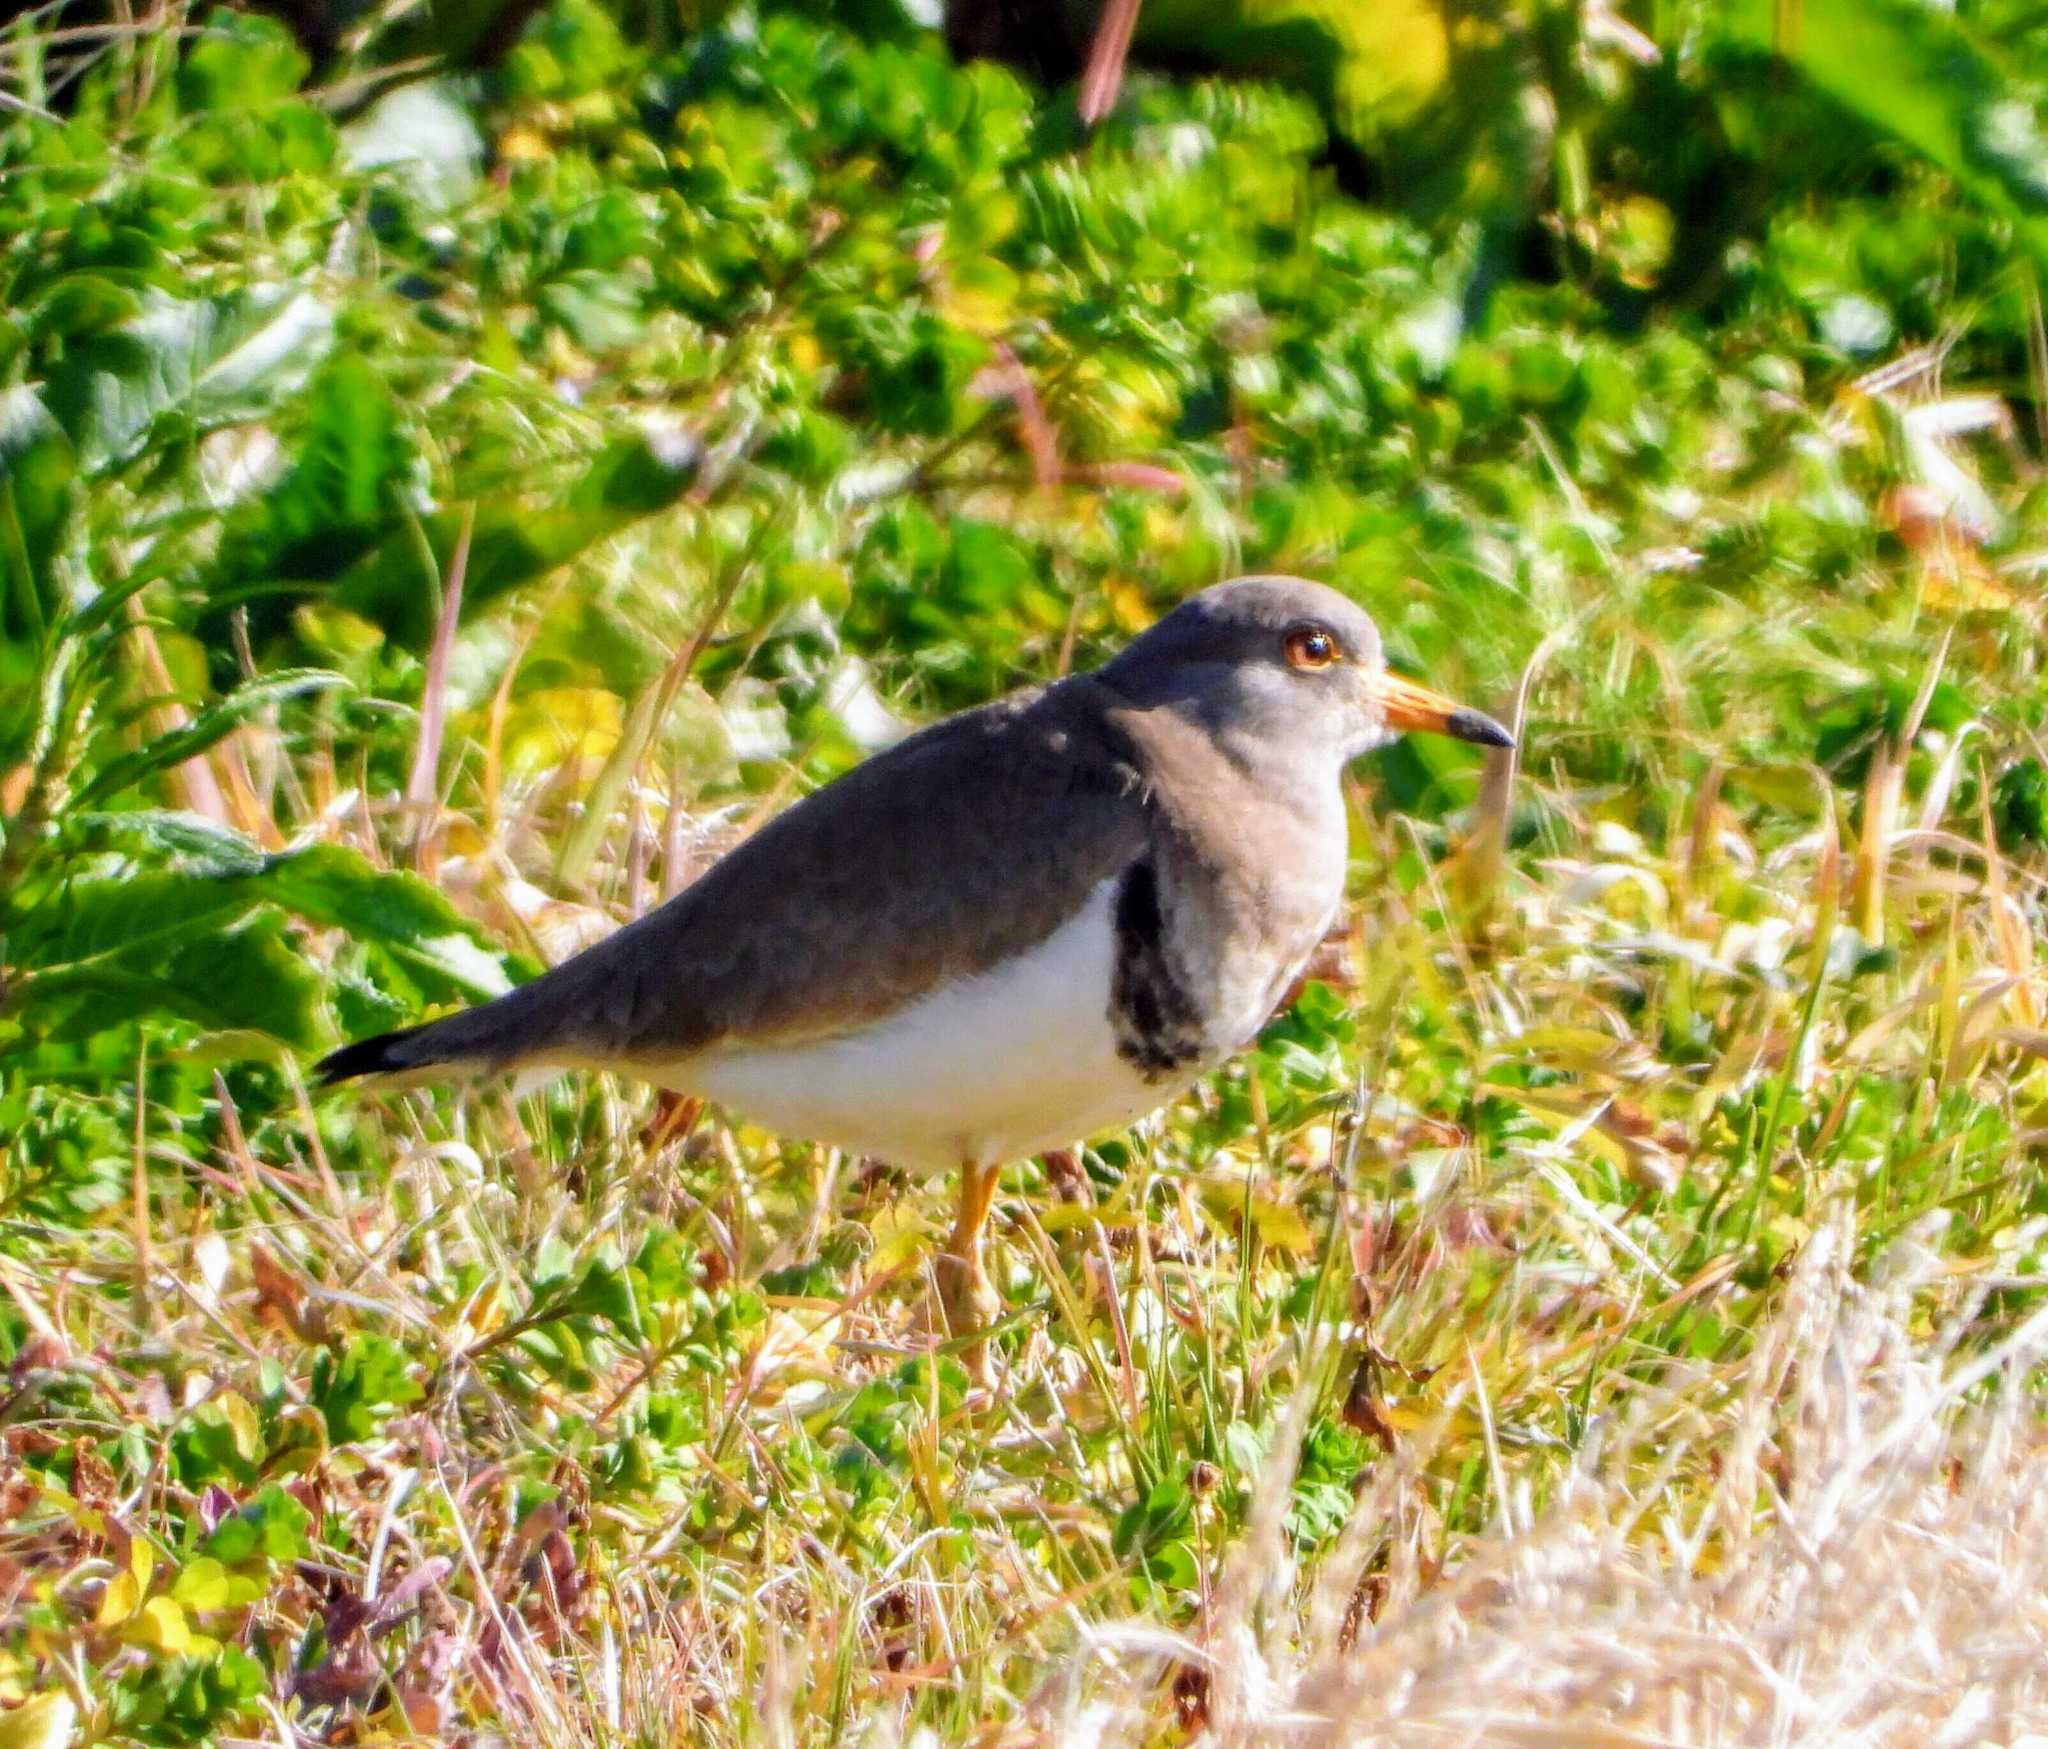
(1446, 707, 1516, 750)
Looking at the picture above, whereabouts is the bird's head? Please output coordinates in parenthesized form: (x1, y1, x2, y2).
(1098, 574, 1513, 773)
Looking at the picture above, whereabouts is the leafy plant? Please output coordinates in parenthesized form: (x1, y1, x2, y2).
(4, 0, 2047, 1741)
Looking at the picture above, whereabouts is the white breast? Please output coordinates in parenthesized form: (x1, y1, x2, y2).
(669, 879, 1184, 1174)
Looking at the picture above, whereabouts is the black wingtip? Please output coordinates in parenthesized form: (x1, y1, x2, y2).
(315, 1024, 431, 1086)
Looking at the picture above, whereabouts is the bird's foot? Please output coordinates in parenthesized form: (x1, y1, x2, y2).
(934, 1250, 1003, 1390)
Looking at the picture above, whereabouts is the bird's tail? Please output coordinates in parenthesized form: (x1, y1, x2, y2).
(315, 1022, 456, 1087)
(315, 978, 568, 1089)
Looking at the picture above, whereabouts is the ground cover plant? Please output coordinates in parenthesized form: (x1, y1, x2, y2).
(5, 0, 2048, 1741)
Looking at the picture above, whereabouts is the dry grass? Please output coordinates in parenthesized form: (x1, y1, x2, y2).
(279, 1198, 2048, 1746)
(1063, 1218, 2048, 1747)
(13, 539, 2048, 1742)
(9, 9, 2048, 1744)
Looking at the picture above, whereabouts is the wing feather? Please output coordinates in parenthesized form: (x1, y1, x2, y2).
(320, 676, 1154, 1082)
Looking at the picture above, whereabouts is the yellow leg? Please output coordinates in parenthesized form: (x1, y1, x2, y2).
(937, 1160, 1003, 1383)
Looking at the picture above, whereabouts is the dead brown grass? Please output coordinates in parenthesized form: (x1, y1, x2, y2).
(1035, 1214, 2048, 1747)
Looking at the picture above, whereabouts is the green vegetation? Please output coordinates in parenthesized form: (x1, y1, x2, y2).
(4, 0, 2048, 1740)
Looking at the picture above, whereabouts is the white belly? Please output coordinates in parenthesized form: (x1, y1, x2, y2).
(671, 880, 1185, 1173)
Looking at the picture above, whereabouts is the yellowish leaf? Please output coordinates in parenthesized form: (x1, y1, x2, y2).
(128, 1534, 155, 1594)
(1246, 1198, 1317, 1255)
(935, 258, 1020, 333)
(0, 1692, 78, 1749)
(1199, 1184, 1316, 1255)
(1328, 0, 1450, 128)
(172, 1557, 230, 1613)
(502, 686, 623, 783)
(1515, 1025, 1635, 1064)
(496, 123, 551, 163)
(33, 1488, 83, 1534)
(1919, 551, 2017, 611)
(867, 1202, 933, 1275)
(216, 1392, 262, 1465)
(95, 1568, 140, 1629)
(1104, 575, 1157, 635)
(129, 1596, 191, 1654)
(1031, 1205, 1139, 1236)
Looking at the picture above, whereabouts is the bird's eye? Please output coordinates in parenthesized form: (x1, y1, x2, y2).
(1284, 626, 1339, 671)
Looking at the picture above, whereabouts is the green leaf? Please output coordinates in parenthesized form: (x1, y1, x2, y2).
(335, 429, 700, 643)
(213, 353, 413, 583)
(172, 1555, 232, 1612)
(176, 7, 308, 109)
(0, 383, 76, 650)
(71, 668, 348, 809)
(21, 914, 329, 1050)
(339, 81, 483, 211)
(62, 811, 270, 877)
(41, 285, 335, 473)
(7, 834, 514, 1049)
(202, 1485, 312, 1566)
(815, 307, 989, 438)
(7, 868, 263, 970)
(1995, 759, 2048, 852)
(1719, 0, 2048, 264)
(539, 270, 647, 352)
(204, 354, 416, 646)
(311, 1334, 424, 1444)
(28, 274, 144, 343)
(254, 843, 517, 1001)
(1113, 1478, 1194, 1557)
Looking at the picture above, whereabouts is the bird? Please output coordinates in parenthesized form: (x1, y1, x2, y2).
(318, 575, 1513, 1374)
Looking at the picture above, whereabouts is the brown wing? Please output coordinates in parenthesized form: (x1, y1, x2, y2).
(326, 675, 1156, 1081)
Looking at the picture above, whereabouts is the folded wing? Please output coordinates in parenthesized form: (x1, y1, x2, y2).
(318, 678, 1152, 1085)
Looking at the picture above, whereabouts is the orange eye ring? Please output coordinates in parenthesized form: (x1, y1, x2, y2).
(1284, 625, 1339, 670)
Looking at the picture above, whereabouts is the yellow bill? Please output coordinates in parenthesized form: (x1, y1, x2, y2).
(1377, 670, 1515, 748)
